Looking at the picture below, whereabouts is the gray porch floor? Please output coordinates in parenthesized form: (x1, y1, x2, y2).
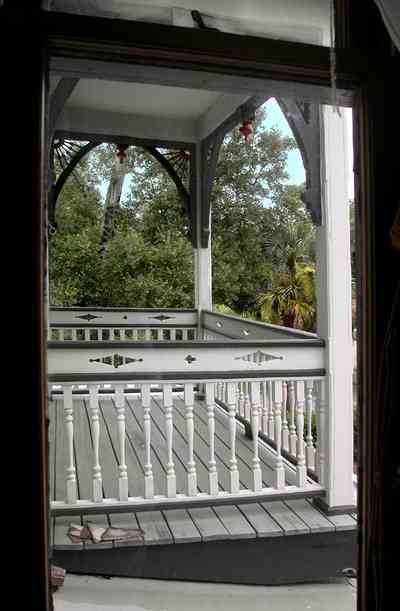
(49, 392, 357, 550)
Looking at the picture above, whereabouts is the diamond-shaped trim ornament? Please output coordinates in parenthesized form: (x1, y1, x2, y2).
(234, 350, 283, 365)
(149, 314, 175, 321)
(89, 354, 143, 368)
(76, 313, 102, 321)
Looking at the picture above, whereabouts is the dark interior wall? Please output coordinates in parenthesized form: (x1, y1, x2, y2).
(1, 1, 398, 609)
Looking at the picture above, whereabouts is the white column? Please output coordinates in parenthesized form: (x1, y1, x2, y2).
(315, 106, 354, 510)
(193, 247, 212, 312)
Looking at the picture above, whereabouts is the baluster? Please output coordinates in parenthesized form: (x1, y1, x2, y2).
(141, 384, 154, 498)
(132, 328, 137, 341)
(145, 328, 151, 341)
(163, 384, 176, 497)
(184, 384, 197, 496)
(238, 382, 245, 417)
(89, 385, 102, 502)
(227, 382, 240, 493)
(84, 328, 90, 341)
(182, 328, 188, 340)
(268, 381, 275, 439)
(205, 383, 219, 495)
(115, 384, 128, 501)
(281, 381, 289, 451)
(272, 381, 285, 489)
(71, 328, 77, 341)
(316, 380, 326, 485)
(305, 381, 316, 469)
(288, 381, 298, 456)
(170, 328, 176, 341)
(261, 381, 268, 434)
(63, 385, 77, 503)
(250, 382, 262, 492)
(155, 329, 160, 341)
(295, 381, 307, 487)
(244, 382, 251, 421)
(61, 328, 66, 341)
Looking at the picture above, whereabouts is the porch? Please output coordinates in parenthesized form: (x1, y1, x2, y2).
(48, 307, 357, 583)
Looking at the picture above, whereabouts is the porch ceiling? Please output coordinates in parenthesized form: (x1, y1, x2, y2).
(54, 76, 249, 143)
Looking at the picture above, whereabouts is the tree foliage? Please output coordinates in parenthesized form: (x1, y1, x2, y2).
(49, 104, 317, 327)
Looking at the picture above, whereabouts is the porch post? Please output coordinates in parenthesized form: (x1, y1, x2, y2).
(315, 105, 355, 512)
(193, 142, 212, 331)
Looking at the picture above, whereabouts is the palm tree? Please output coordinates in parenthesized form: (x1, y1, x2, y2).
(258, 251, 316, 331)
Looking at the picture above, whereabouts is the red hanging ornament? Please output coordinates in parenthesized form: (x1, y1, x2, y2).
(116, 144, 128, 164)
(239, 120, 253, 141)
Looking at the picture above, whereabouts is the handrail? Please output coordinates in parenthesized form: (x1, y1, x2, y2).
(202, 309, 320, 340)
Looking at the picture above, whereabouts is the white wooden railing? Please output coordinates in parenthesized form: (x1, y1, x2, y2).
(48, 308, 327, 513)
(49, 307, 198, 342)
(49, 376, 325, 513)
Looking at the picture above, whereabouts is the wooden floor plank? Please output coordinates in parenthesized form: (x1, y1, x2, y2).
(262, 501, 310, 535)
(101, 396, 145, 499)
(136, 510, 173, 546)
(211, 400, 277, 476)
(73, 399, 94, 502)
(163, 508, 202, 544)
(175, 396, 259, 492)
(98, 399, 123, 500)
(192, 397, 275, 488)
(325, 513, 358, 531)
(124, 396, 167, 497)
(164, 395, 226, 493)
(108, 512, 144, 548)
(285, 499, 334, 533)
(187, 506, 229, 541)
(54, 515, 83, 550)
(213, 505, 256, 539)
(142, 395, 194, 496)
(238, 503, 284, 537)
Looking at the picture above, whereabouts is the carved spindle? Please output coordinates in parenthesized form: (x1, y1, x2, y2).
(268, 381, 275, 439)
(295, 381, 307, 487)
(71, 328, 77, 341)
(244, 382, 251, 421)
(132, 328, 138, 341)
(272, 381, 285, 489)
(89, 385, 102, 502)
(205, 383, 218, 495)
(261, 382, 268, 434)
(184, 384, 197, 496)
(63, 385, 77, 503)
(182, 328, 188, 340)
(282, 381, 289, 451)
(288, 381, 298, 456)
(84, 328, 90, 341)
(163, 384, 176, 497)
(227, 382, 240, 493)
(115, 384, 128, 501)
(250, 382, 262, 492)
(305, 381, 315, 469)
(170, 328, 176, 341)
(316, 380, 326, 485)
(145, 328, 151, 341)
(142, 384, 154, 498)
(238, 382, 245, 417)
